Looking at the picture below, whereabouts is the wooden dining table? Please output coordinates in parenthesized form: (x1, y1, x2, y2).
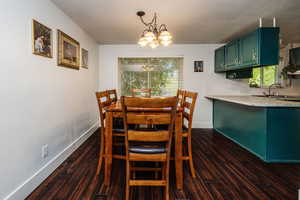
(103, 100, 184, 190)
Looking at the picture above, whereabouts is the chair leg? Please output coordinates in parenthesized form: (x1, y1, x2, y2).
(96, 133, 105, 175)
(164, 185, 169, 200)
(187, 135, 196, 178)
(125, 160, 130, 200)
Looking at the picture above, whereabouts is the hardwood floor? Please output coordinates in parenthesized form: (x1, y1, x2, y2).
(26, 129, 300, 200)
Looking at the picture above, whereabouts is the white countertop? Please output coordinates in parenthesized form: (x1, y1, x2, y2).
(205, 95, 300, 107)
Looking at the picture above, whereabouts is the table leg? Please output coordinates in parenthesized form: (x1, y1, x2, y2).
(104, 112, 113, 185)
(175, 112, 183, 190)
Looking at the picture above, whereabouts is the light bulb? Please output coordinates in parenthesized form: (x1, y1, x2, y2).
(160, 40, 172, 46)
(158, 31, 172, 41)
(145, 31, 155, 42)
(138, 36, 148, 46)
(149, 39, 159, 48)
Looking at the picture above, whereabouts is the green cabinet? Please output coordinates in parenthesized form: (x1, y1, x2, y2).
(215, 46, 225, 72)
(290, 47, 300, 66)
(215, 27, 279, 73)
(213, 100, 300, 162)
(225, 40, 240, 70)
(240, 30, 259, 66)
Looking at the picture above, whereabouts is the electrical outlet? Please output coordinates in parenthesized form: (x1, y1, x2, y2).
(42, 144, 48, 159)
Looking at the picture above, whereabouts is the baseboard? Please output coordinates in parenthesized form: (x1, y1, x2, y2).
(3, 121, 99, 200)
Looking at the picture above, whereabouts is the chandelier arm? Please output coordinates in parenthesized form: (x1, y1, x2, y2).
(159, 24, 168, 32)
(139, 14, 156, 27)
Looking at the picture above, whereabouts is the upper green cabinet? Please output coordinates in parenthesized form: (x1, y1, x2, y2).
(225, 40, 240, 70)
(215, 27, 280, 73)
(215, 46, 225, 72)
(290, 47, 300, 66)
(240, 30, 259, 66)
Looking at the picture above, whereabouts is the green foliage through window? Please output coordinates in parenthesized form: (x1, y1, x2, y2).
(249, 66, 278, 87)
(119, 58, 182, 96)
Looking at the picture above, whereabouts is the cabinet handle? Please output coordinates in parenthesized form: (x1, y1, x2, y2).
(252, 49, 257, 61)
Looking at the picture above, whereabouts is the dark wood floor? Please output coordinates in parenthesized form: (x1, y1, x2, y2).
(26, 129, 300, 200)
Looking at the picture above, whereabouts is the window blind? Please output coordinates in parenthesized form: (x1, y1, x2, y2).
(119, 57, 183, 96)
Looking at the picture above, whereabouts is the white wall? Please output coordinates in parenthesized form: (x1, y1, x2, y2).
(0, 0, 99, 199)
(98, 44, 300, 128)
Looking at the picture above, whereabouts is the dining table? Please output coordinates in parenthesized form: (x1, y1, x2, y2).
(103, 100, 184, 190)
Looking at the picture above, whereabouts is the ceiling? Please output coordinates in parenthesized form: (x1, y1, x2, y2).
(51, 0, 300, 44)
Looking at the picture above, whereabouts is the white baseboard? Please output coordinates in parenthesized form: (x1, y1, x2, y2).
(3, 121, 99, 200)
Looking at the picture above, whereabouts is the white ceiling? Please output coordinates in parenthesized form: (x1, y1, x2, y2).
(51, 0, 300, 44)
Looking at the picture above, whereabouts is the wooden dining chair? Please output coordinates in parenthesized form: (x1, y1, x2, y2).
(121, 96, 178, 200)
(131, 88, 151, 97)
(95, 91, 125, 176)
(181, 91, 198, 178)
(176, 89, 186, 107)
(107, 89, 118, 103)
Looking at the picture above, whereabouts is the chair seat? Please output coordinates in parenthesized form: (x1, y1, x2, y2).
(129, 142, 166, 154)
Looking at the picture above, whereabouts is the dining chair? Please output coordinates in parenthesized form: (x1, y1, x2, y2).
(181, 91, 198, 178)
(107, 89, 118, 103)
(176, 89, 186, 107)
(121, 96, 178, 200)
(95, 91, 125, 176)
(131, 88, 151, 97)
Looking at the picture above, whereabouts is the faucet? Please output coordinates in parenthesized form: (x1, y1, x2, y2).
(263, 83, 281, 96)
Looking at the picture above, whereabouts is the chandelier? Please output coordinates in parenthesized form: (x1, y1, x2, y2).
(137, 11, 172, 48)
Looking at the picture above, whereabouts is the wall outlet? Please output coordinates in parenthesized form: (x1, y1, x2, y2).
(42, 144, 48, 159)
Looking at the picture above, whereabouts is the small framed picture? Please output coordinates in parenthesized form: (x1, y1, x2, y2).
(194, 61, 203, 72)
(81, 48, 88, 69)
(57, 30, 80, 70)
(32, 19, 52, 58)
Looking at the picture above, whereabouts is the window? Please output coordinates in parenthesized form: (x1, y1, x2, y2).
(119, 57, 183, 96)
(249, 66, 278, 88)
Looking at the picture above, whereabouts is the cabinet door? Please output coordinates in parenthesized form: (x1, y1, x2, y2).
(225, 40, 240, 70)
(240, 30, 259, 67)
(215, 46, 225, 72)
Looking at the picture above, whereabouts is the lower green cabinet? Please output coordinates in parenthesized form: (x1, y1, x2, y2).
(213, 100, 300, 162)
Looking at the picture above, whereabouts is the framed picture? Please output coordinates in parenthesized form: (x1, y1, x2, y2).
(194, 60, 203, 72)
(32, 19, 52, 58)
(81, 48, 88, 69)
(57, 30, 80, 70)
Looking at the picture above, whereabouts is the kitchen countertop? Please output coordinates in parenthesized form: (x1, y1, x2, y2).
(205, 95, 300, 107)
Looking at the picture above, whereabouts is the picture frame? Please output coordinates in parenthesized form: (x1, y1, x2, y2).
(81, 48, 88, 69)
(32, 19, 53, 58)
(194, 60, 203, 72)
(57, 30, 80, 70)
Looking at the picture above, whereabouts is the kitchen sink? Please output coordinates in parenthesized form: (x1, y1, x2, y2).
(252, 95, 289, 98)
(252, 95, 300, 102)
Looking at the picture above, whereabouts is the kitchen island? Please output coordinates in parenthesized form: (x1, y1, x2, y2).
(206, 95, 300, 163)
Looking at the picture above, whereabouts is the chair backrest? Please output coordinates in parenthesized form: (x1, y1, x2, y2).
(107, 89, 118, 103)
(95, 91, 111, 129)
(121, 97, 178, 144)
(176, 89, 186, 107)
(182, 91, 198, 130)
(131, 88, 151, 97)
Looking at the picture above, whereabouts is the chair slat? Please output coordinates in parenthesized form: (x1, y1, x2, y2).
(126, 113, 171, 125)
(128, 130, 169, 142)
(129, 180, 167, 186)
(183, 112, 190, 120)
(124, 97, 177, 108)
(129, 153, 167, 161)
